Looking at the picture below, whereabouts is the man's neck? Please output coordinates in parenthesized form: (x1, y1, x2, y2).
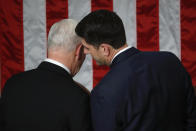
(110, 44, 129, 64)
(45, 58, 71, 74)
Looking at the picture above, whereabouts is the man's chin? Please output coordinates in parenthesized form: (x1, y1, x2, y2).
(96, 61, 102, 66)
(96, 61, 106, 66)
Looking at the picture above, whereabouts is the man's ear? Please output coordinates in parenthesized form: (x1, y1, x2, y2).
(100, 43, 111, 56)
(75, 44, 85, 60)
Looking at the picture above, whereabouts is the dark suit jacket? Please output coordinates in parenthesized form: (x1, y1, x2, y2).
(0, 62, 92, 131)
(91, 47, 196, 131)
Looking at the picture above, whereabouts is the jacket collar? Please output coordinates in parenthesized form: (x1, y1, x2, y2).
(110, 47, 140, 68)
(37, 61, 72, 79)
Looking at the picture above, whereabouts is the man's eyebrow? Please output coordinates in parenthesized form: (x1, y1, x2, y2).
(84, 46, 89, 49)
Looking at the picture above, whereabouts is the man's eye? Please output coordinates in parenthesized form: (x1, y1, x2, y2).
(85, 47, 89, 50)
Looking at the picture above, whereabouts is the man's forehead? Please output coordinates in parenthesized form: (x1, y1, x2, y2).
(81, 39, 99, 50)
(81, 39, 89, 46)
(81, 39, 87, 44)
(81, 39, 86, 43)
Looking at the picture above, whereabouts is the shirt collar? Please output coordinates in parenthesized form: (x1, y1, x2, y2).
(111, 46, 132, 64)
(44, 58, 71, 74)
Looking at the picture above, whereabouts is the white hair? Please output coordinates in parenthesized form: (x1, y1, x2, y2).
(48, 19, 81, 52)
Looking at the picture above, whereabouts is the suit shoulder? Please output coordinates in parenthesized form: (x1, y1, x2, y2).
(91, 65, 134, 99)
(4, 69, 36, 85)
(143, 51, 179, 60)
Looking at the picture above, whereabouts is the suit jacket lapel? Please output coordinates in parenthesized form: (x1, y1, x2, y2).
(110, 47, 140, 68)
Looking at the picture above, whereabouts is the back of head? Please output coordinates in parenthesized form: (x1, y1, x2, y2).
(48, 19, 81, 52)
(75, 9, 126, 49)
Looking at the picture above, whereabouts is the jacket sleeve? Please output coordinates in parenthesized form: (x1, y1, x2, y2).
(90, 90, 118, 131)
(185, 73, 196, 131)
(0, 91, 4, 130)
(0, 80, 9, 130)
(68, 91, 92, 131)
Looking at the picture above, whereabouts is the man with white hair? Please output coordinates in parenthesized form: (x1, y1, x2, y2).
(0, 19, 92, 131)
